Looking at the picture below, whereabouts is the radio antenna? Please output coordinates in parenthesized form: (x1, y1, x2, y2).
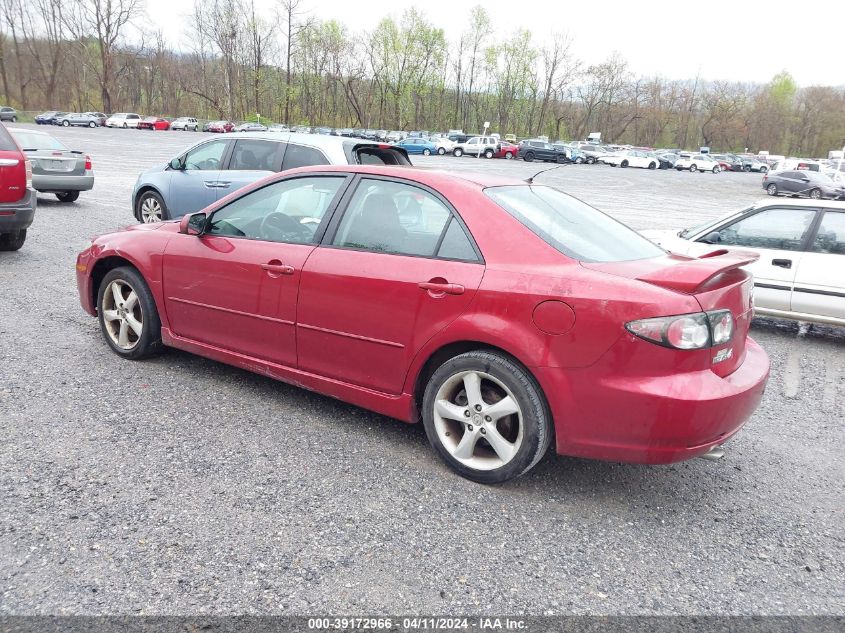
(525, 164, 566, 184)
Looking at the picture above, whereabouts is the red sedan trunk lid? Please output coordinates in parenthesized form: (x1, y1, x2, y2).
(583, 251, 758, 376)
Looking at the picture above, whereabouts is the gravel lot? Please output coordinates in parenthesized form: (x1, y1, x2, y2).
(0, 125, 843, 616)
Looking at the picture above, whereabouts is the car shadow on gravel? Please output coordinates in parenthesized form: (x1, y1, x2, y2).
(137, 348, 743, 506)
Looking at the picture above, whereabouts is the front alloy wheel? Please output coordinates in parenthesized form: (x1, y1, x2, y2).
(138, 192, 167, 223)
(423, 351, 551, 483)
(97, 267, 162, 359)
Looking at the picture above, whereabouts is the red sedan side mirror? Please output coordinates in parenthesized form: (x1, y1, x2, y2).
(179, 212, 207, 235)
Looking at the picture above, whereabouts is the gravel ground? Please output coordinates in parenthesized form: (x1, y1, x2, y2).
(0, 125, 843, 616)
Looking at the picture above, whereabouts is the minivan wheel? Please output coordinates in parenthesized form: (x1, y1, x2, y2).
(97, 267, 163, 360)
(422, 351, 552, 484)
(0, 229, 26, 251)
(137, 191, 168, 223)
(56, 191, 80, 203)
(809, 188, 822, 200)
(767, 183, 778, 196)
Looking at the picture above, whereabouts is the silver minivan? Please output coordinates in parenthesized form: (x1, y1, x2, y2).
(131, 132, 412, 222)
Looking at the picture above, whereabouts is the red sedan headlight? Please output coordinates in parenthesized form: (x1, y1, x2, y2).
(626, 310, 733, 350)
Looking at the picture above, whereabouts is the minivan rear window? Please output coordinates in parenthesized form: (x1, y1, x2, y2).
(485, 185, 665, 263)
(0, 124, 18, 151)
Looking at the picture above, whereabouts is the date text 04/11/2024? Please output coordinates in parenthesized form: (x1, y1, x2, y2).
(307, 617, 527, 630)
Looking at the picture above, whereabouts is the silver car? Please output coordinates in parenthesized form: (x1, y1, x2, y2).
(8, 127, 94, 202)
(55, 113, 101, 128)
(131, 132, 412, 222)
(171, 117, 199, 131)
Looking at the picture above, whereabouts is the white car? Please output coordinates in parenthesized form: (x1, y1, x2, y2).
(601, 149, 659, 169)
(642, 199, 845, 326)
(452, 136, 498, 158)
(105, 113, 141, 128)
(675, 153, 721, 173)
(170, 117, 199, 131)
(429, 135, 455, 155)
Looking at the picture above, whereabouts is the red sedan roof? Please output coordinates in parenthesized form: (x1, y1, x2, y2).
(284, 164, 527, 190)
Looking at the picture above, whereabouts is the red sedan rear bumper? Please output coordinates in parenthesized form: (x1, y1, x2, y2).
(536, 337, 770, 464)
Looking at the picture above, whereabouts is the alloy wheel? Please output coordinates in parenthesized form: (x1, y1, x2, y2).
(432, 370, 524, 471)
(140, 196, 162, 222)
(101, 280, 144, 351)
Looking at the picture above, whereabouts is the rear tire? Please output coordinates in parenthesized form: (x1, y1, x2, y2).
(523, 152, 535, 162)
(0, 229, 26, 251)
(809, 188, 822, 200)
(484, 149, 494, 159)
(505, 152, 513, 159)
(437, 147, 446, 155)
(62, 120, 70, 127)
(422, 351, 552, 484)
(712, 165, 720, 173)
(648, 162, 656, 169)
(767, 183, 778, 196)
(10, 116, 16, 123)
(88, 121, 96, 128)
(423, 148, 431, 156)
(690, 164, 698, 172)
(586, 157, 595, 164)
(760, 166, 768, 173)
(453, 148, 463, 157)
(744, 164, 751, 172)
(97, 267, 163, 360)
(56, 191, 80, 203)
(621, 160, 629, 168)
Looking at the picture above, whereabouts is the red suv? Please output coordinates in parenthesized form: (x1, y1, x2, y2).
(0, 122, 35, 250)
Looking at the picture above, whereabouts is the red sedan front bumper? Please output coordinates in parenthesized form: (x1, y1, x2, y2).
(536, 337, 770, 464)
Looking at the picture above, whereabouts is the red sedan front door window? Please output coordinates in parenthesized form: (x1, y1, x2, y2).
(162, 175, 348, 366)
(296, 177, 485, 394)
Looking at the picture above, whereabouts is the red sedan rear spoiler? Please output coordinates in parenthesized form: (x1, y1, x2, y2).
(636, 250, 759, 293)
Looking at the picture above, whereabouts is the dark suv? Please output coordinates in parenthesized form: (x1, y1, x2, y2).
(518, 139, 567, 163)
(0, 122, 36, 250)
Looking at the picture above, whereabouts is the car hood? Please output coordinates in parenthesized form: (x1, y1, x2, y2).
(142, 163, 168, 176)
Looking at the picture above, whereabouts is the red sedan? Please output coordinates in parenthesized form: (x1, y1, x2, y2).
(207, 120, 234, 133)
(75, 165, 769, 483)
(138, 117, 170, 131)
(494, 141, 519, 159)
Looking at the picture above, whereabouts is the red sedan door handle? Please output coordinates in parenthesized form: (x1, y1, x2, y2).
(261, 260, 295, 276)
(418, 280, 464, 296)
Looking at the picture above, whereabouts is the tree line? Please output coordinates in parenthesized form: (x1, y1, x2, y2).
(2, 0, 844, 156)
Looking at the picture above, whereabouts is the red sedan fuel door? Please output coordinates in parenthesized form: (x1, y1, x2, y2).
(296, 178, 484, 395)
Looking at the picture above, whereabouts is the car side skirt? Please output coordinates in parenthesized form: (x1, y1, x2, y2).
(161, 327, 416, 423)
(753, 306, 845, 327)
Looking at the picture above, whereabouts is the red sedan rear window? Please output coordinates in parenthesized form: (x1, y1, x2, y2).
(485, 185, 665, 263)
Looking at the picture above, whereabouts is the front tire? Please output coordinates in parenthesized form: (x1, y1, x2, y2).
(760, 166, 768, 173)
(0, 229, 26, 251)
(423, 148, 431, 156)
(484, 149, 494, 159)
(621, 160, 629, 168)
(767, 183, 778, 196)
(523, 152, 535, 162)
(97, 267, 163, 360)
(56, 191, 80, 203)
(62, 120, 70, 127)
(712, 165, 720, 173)
(809, 188, 822, 200)
(689, 164, 698, 172)
(437, 147, 446, 155)
(136, 191, 168, 222)
(453, 148, 463, 157)
(88, 121, 96, 128)
(648, 162, 656, 169)
(422, 351, 552, 484)
(586, 156, 595, 164)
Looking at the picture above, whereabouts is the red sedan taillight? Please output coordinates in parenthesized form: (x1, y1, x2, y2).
(85, 155, 92, 171)
(626, 310, 734, 350)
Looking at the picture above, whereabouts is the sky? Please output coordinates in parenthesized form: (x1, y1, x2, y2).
(145, 0, 845, 87)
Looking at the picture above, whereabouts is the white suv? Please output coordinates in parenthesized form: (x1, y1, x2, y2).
(105, 113, 142, 129)
(675, 153, 721, 173)
(453, 136, 498, 158)
(171, 117, 199, 131)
